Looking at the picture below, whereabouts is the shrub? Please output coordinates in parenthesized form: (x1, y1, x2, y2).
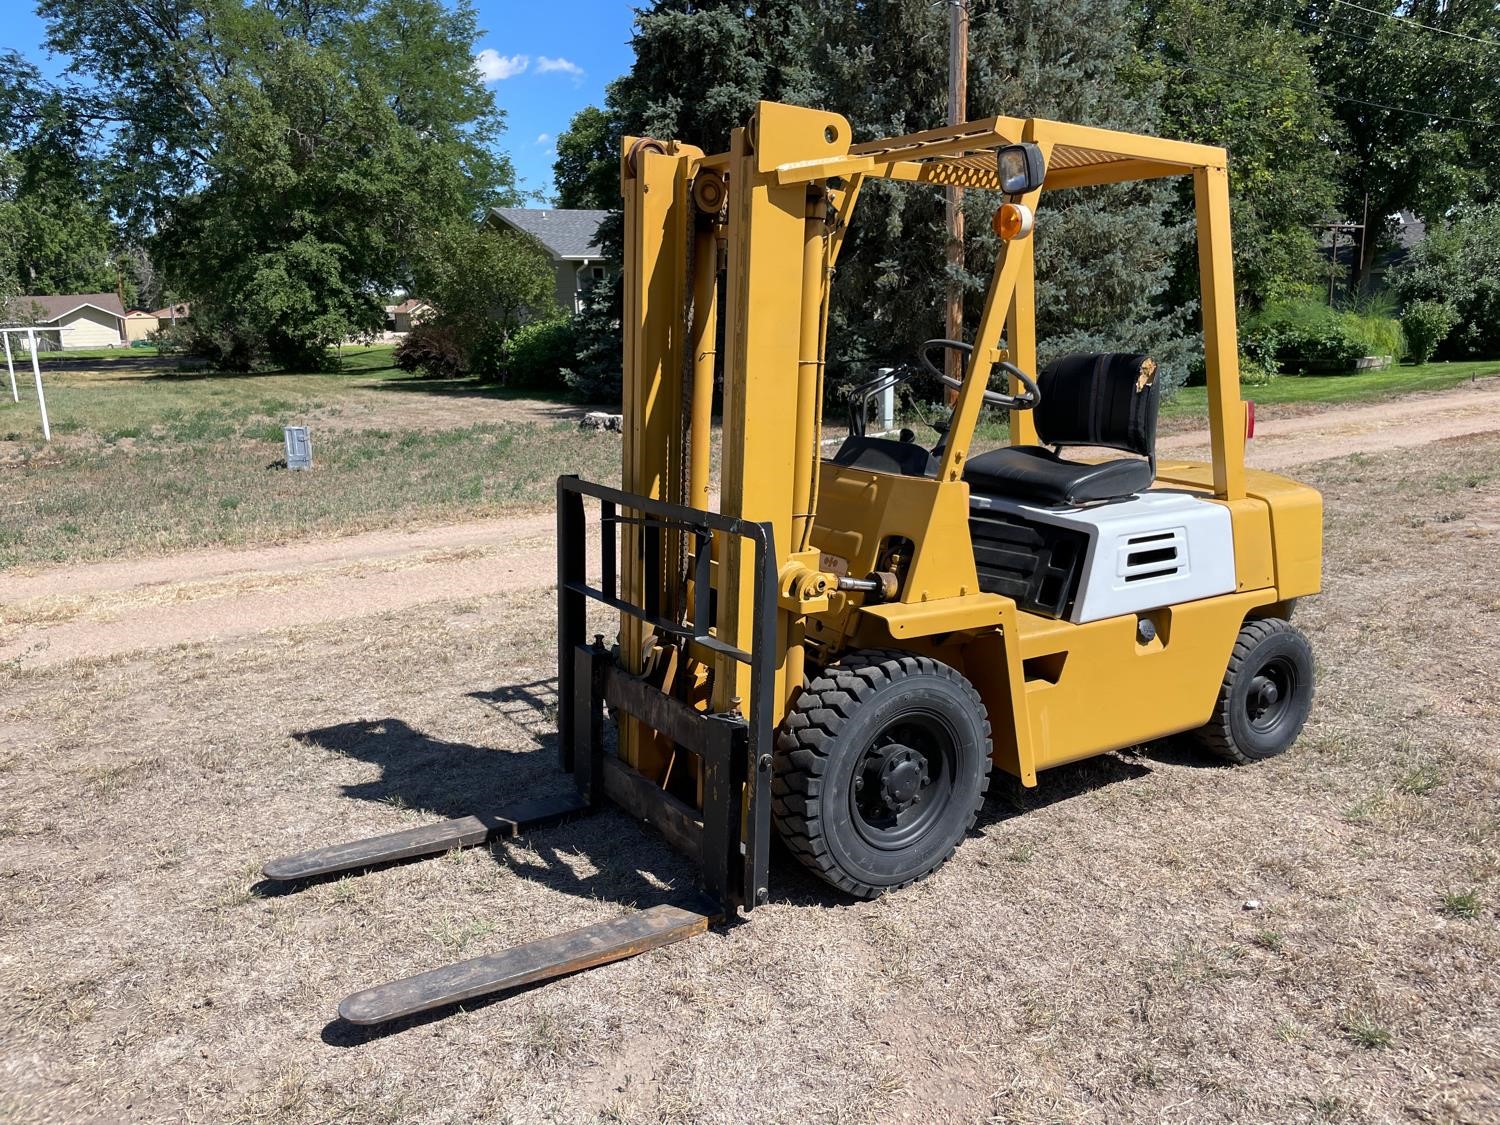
(394, 322, 467, 379)
(1401, 300, 1459, 365)
(504, 317, 578, 389)
(1391, 204, 1500, 360)
(1242, 299, 1401, 375)
(465, 325, 510, 383)
(152, 318, 267, 372)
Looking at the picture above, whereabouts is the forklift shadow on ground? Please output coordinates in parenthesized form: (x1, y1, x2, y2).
(257, 711, 692, 914)
(269, 676, 1178, 912)
(293, 712, 1169, 1044)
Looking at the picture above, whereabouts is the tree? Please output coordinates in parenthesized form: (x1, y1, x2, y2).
(554, 106, 619, 209)
(1391, 204, 1500, 359)
(560, 0, 1196, 400)
(1141, 0, 1345, 307)
(553, 0, 824, 398)
(39, 0, 519, 368)
(407, 219, 559, 377)
(1305, 0, 1500, 289)
(817, 0, 1195, 387)
(0, 52, 117, 296)
(418, 220, 558, 340)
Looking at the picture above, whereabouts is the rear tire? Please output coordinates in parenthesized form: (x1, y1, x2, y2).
(1194, 618, 1315, 764)
(773, 650, 991, 899)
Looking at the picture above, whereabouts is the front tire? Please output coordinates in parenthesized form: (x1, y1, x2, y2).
(772, 650, 991, 899)
(1194, 618, 1315, 764)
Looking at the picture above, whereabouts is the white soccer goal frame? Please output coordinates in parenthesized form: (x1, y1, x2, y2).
(1, 327, 53, 441)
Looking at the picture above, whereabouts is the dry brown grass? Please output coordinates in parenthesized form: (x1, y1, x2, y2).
(1, 436, 1497, 1123)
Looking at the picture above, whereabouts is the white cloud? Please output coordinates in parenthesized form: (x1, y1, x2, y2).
(473, 50, 528, 82)
(536, 56, 584, 78)
(535, 133, 552, 145)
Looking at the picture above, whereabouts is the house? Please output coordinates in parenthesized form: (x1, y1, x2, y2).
(384, 298, 434, 335)
(487, 207, 610, 314)
(123, 310, 158, 342)
(150, 302, 191, 326)
(15, 292, 128, 349)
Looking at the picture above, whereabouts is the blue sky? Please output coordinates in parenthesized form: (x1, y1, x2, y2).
(0, 0, 638, 201)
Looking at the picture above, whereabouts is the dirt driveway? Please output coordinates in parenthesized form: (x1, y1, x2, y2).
(5, 379, 1498, 671)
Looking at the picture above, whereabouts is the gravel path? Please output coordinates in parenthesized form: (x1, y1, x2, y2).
(5, 379, 1497, 669)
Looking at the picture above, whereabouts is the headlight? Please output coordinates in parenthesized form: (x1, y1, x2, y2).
(996, 143, 1046, 195)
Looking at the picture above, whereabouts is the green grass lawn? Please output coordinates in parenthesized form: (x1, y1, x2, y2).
(0, 346, 613, 569)
(5, 346, 403, 443)
(33, 344, 162, 360)
(3, 347, 1496, 570)
(1165, 359, 1500, 414)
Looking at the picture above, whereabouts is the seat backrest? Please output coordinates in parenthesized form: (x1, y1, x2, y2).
(1033, 352, 1160, 458)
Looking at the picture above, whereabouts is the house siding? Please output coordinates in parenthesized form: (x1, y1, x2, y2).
(123, 315, 158, 342)
(58, 306, 124, 348)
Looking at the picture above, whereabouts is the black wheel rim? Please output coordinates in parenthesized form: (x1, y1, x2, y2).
(1245, 654, 1297, 735)
(848, 711, 959, 851)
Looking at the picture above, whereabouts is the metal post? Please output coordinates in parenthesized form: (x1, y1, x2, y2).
(27, 329, 49, 442)
(944, 0, 969, 404)
(3, 331, 16, 402)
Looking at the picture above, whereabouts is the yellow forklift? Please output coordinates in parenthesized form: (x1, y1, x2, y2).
(264, 101, 1322, 1024)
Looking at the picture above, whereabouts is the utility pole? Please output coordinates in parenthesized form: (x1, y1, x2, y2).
(1315, 219, 1364, 305)
(945, 0, 968, 401)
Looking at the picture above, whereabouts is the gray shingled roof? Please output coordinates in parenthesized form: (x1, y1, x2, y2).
(490, 207, 609, 260)
(17, 292, 126, 323)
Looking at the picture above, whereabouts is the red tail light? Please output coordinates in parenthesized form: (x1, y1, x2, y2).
(1245, 400, 1255, 440)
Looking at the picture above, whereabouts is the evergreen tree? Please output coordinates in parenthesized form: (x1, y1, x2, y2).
(559, 0, 1198, 399)
(819, 0, 1194, 388)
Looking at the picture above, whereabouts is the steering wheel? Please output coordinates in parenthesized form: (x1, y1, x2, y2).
(919, 338, 1041, 411)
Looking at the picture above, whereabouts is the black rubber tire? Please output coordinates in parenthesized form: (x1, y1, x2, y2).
(772, 650, 991, 899)
(1194, 618, 1315, 764)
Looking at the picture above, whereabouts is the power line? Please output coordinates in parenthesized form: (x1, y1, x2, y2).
(1326, 0, 1500, 47)
(1251, 0, 1488, 52)
(1164, 56, 1500, 130)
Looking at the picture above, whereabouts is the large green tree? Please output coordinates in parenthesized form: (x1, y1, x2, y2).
(1391, 203, 1500, 359)
(558, 0, 1196, 397)
(553, 106, 619, 209)
(0, 53, 117, 297)
(813, 0, 1194, 386)
(1143, 0, 1345, 307)
(39, 0, 518, 368)
(1304, 0, 1500, 288)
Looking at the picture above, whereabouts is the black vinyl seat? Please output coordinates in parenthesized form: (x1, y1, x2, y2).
(964, 352, 1160, 507)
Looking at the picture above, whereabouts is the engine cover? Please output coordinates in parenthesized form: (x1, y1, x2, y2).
(969, 490, 1237, 624)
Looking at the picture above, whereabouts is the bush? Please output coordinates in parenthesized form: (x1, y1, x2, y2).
(504, 317, 577, 389)
(1391, 204, 1500, 360)
(1401, 300, 1458, 365)
(1242, 299, 1401, 375)
(151, 318, 268, 372)
(394, 322, 467, 379)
